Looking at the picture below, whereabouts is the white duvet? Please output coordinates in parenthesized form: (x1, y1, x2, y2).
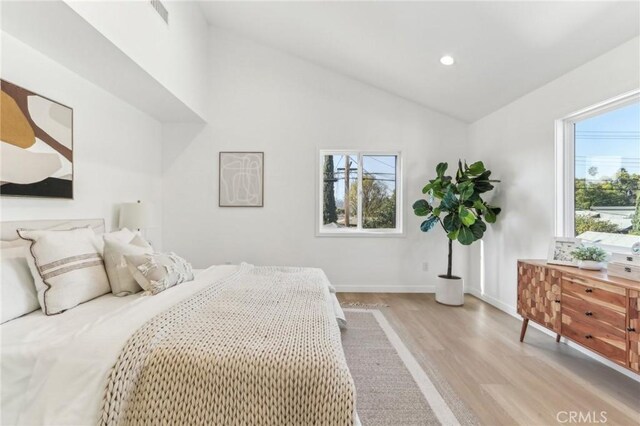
(1, 265, 347, 426)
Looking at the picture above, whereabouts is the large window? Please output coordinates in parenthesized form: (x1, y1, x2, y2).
(318, 151, 402, 235)
(559, 92, 640, 251)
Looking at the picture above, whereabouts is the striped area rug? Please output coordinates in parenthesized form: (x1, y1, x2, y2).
(342, 309, 478, 426)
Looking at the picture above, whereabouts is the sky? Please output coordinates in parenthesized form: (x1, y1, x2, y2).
(328, 154, 397, 205)
(575, 101, 640, 180)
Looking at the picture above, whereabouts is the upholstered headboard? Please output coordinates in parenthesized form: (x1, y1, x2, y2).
(0, 218, 105, 241)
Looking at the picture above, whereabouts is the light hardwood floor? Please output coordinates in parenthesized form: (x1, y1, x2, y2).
(337, 293, 640, 426)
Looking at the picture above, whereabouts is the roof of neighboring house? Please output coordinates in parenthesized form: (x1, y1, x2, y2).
(576, 208, 634, 230)
(578, 231, 640, 249)
(589, 206, 635, 212)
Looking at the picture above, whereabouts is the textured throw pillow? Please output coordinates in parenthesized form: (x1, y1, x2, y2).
(17, 227, 111, 315)
(125, 252, 194, 295)
(103, 235, 152, 296)
(1, 239, 39, 323)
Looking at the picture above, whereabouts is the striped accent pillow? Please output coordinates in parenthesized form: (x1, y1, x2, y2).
(17, 227, 110, 315)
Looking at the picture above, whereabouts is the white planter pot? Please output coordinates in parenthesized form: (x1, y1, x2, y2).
(578, 260, 605, 271)
(435, 275, 464, 306)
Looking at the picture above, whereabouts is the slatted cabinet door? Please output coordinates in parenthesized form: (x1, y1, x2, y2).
(629, 290, 640, 373)
(517, 262, 562, 332)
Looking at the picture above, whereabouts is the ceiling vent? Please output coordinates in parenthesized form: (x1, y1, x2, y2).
(149, 0, 169, 24)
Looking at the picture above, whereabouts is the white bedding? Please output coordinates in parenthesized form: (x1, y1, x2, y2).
(1, 265, 346, 426)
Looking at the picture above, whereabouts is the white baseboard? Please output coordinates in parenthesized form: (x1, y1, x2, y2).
(466, 288, 517, 316)
(334, 284, 434, 293)
(466, 287, 640, 382)
(337, 285, 481, 294)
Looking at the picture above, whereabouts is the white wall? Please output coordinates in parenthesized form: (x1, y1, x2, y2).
(466, 37, 640, 313)
(0, 32, 163, 246)
(64, 0, 209, 119)
(162, 28, 469, 291)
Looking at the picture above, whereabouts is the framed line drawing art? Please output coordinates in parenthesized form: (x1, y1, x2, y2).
(0, 79, 73, 199)
(219, 152, 264, 207)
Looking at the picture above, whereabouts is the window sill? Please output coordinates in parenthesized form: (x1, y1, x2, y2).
(316, 229, 405, 238)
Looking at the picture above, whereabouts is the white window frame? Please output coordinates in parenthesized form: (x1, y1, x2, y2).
(555, 89, 640, 251)
(317, 150, 404, 237)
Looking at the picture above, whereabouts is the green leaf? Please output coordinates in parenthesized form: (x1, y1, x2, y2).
(440, 188, 459, 211)
(420, 216, 438, 232)
(476, 170, 492, 181)
(458, 181, 474, 200)
(462, 200, 474, 208)
(484, 208, 496, 223)
(468, 161, 486, 175)
(459, 207, 476, 226)
(422, 182, 434, 194)
(470, 220, 487, 239)
(474, 180, 494, 193)
(466, 192, 480, 204)
(473, 199, 486, 211)
(432, 207, 441, 217)
(443, 213, 461, 232)
(412, 199, 432, 216)
(483, 205, 501, 223)
(436, 162, 448, 177)
(457, 226, 475, 245)
(456, 160, 465, 181)
(447, 229, 459, 240)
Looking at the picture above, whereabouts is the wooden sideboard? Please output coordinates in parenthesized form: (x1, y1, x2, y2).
(517, 259, 640, 374)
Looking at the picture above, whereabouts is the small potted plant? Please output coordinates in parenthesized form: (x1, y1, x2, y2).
(571, 246, 608, 270)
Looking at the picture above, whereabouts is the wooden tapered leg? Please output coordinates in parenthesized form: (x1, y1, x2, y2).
(519, 318, 529, 342)
(556, 334, 561, 343)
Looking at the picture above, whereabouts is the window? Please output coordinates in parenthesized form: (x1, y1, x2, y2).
(318, 151, 402, 235)
(557, 91, 640, 251)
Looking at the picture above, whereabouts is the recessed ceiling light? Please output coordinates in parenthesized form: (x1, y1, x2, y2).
(440, 55, 455, 66)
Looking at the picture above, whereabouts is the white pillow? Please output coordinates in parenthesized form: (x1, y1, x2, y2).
(1, 239, 39, 323)
(95, 228, 136, 254)
(17, 227, 111, 315)
(103, 235, 152, 296)
(103, 228, 135, 243)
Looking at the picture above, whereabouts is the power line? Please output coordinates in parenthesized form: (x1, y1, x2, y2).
(365, 155, 397, 169)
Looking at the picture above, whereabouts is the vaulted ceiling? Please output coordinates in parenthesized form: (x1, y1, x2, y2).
(199, 1, 640, 122)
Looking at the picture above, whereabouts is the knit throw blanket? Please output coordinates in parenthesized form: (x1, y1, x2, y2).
(100, 264, 355, 426)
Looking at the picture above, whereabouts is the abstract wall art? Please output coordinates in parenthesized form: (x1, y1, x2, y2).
(1, 80, 73, 198)
(219, 152, 264, 207)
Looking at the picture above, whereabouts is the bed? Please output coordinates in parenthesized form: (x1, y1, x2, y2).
(1, 219, 355, 425)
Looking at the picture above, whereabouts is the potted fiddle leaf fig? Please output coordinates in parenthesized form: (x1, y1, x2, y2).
(413, 160, 501, 306)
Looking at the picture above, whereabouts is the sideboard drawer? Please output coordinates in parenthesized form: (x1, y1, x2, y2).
(561, 291, 626, 330)
(562, 274, 626, 311)
(562, 315, 627, 366)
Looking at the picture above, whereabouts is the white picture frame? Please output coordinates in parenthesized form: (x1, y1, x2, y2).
(219, 152, 264, 207)
(547, 237, 582, 266)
